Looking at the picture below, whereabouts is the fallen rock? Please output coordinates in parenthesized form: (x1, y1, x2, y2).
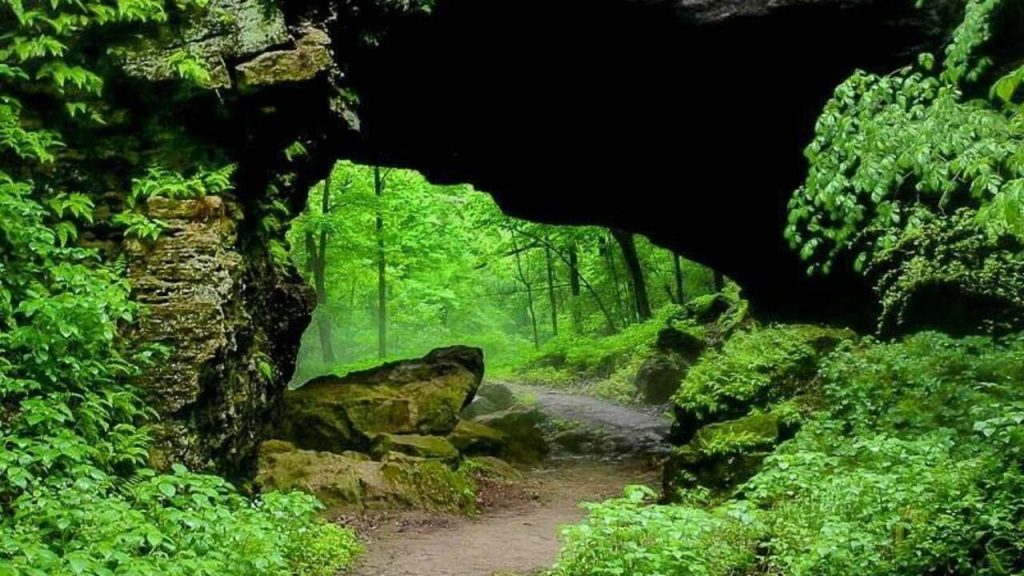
(461, 382, 516, 419)
(275, 346, 484, 453)
(663, 411, 780, 496)
(256, 440, 475, 512)
(448, 420, 507, 457)
(371, 433, 459, 463)
(477, 406, 548, 463)
(634, 351, 688, 404)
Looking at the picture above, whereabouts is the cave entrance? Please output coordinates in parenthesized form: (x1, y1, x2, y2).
(286, 159, 720, 394)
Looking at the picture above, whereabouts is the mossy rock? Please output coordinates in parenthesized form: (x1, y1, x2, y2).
(371, 433, 459, 463)
(477, 406, 548, 463)
(463, 456, 522, 483)
(476, 383, 516, 411)
(460, 396, 499, 420)
(256, 440, 475, 512)
(634, 350, 688, 404)
(670, 324, 856, 442)
(275, 346, 484, 453)
(663, 412, 780, 495)
(448, 419, 507, 457)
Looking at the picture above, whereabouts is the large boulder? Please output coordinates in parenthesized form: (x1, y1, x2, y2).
(663, 411, 781, 496)
(634, 351, 688, 404)
(275, 346, 484, 453)
(460, 382, 516, 419)
(448, 420, 507, 457)
(476, 405, 548, 463)
(256, 440, 475, 512)
(370, 433, 459, 463)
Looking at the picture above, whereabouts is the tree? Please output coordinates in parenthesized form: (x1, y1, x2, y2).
(375, 166, 387, 359)
(610, 228, 653, 321)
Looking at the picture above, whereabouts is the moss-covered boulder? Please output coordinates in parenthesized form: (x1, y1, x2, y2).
(671, 324, 855, 442)
(256, 440, 475, 512)
(371, 433, 459, 463)
(275, 346, 484, 453)
(461, 382, 516, 419)
(663, 411, 780, 495)
(448, 420, 507, 457)
(477, 405, 548, 463)
(634, 350, 688, 404)
(236, 28, 333, 88)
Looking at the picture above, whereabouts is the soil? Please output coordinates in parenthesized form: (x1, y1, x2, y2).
(338, 383, 669, 576)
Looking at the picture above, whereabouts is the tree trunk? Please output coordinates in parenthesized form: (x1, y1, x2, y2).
(600, 233, 628, 324)
(610, 228, 652, 321)
(545, 241, 558, 337)
(673, 252, 685, 304)
(310, 171, 336, 364)
(512, 232, 540, 349)
(568, 243, 581, 332)
(374, 166, 387, 359)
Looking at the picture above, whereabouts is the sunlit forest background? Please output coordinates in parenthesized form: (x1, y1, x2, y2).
(287, 161, 716, 384)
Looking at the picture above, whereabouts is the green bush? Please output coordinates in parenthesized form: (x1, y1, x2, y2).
(552, 486, 760, 576)
(673, 324, 854, 425)
(557, 332, 1024, 575)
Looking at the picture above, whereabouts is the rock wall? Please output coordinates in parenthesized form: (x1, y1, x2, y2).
(99, 0, 960, 474)
(125, 196, 310, 474)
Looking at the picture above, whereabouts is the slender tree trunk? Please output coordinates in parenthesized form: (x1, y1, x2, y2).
(601, 234, 627, 323)
(512, 232, 540, 349)
(568, 243, 581, 332)
(512, 227, 618, 334)
(673, 253, 685, 304)
(310, 171, 336, 364)
(545, 241, 558, 337)
(610, 228, 652, 321)
(374, 166, 387, 359)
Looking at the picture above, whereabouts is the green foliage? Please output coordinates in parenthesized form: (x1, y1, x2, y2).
(127, 165, 236, 208)
(672, 324, 853, 423)
(869, 208, 1024, 334)
(0, 0, 358, 572)
(288, 161, 712, 387)
(553, 485, 760, 576)
(559, 332, 1024, 575)
(742, 332, 1024, 575)
(786, 0, 1024, 286)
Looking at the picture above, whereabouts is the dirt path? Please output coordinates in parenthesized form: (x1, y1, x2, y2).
(347, 459, 658, 576)
(344, 384, 668, 576)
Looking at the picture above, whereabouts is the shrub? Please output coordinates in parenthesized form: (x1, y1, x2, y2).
(672, 324, 855, 425)
(552, 486, 760, 576)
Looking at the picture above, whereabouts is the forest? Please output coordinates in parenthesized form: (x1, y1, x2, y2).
(1, 0, 1024, 575)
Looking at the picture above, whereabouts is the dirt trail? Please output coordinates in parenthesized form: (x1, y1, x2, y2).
(345, 384, 668, 576)
(349, 459, 658, 576)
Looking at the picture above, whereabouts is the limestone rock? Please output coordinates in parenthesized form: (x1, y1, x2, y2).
(371, 433, 459, 462)
(477, 406, 548, 463)
(634, 351, 688, 404)
(117, 0, 289, 87)
(448, 420, 507, 457)
(663, 411, 780, 495)
(256, 440, 475, 512)
(276, 346, 484, 453)
(461, 382, 516, 419)
(236, 28, 333, 88)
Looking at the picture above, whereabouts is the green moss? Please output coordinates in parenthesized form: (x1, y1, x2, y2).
(673, 324, 856, 426)
(380, 458, 477, 513)
(448, 420, 507, 457)
(371, 433, 459, 462)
